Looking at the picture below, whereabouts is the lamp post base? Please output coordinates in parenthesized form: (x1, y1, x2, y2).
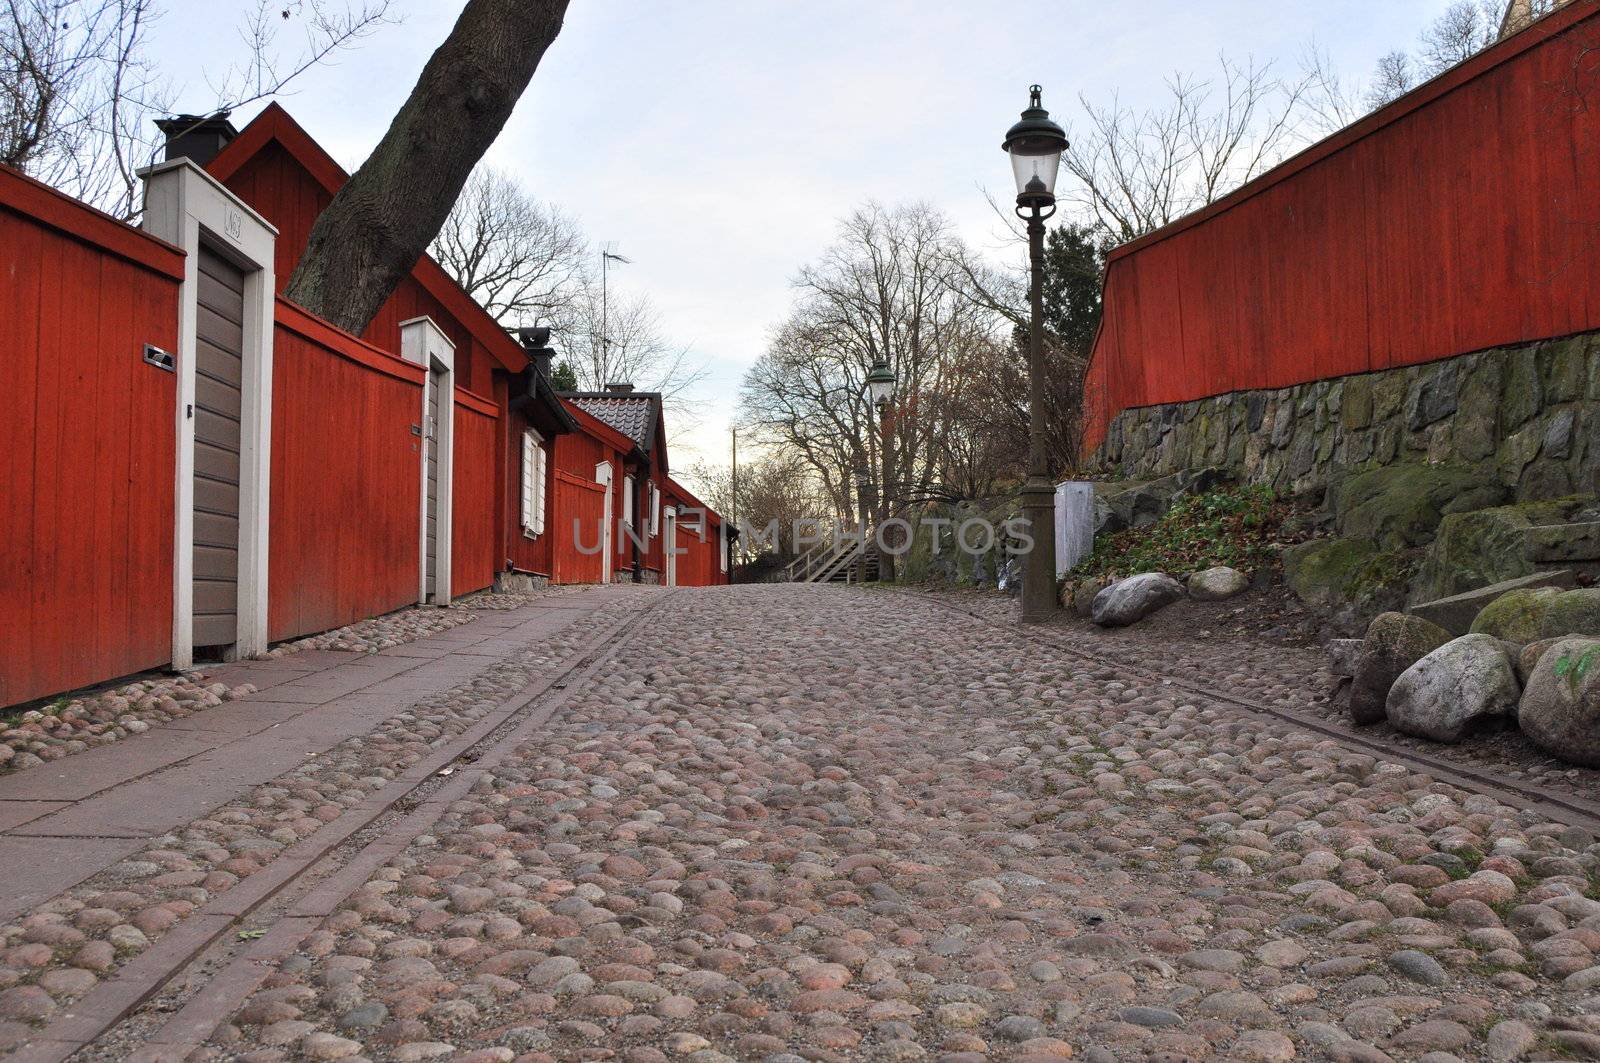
(1020, 474, 1057, 624)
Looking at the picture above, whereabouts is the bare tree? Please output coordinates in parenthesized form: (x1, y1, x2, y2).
(283, 0, 569, 334)
(1060, 55, 1311, 244)
(740, 202, 1000, 522)
(1, 0, 390, 219)
(554, 279, 707, 407)
(1420, 0, 1502, 73)
(687, 452, 829, 564)
(431, 165, 587, 327)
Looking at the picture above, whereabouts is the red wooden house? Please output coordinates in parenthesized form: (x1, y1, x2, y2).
(0, 102, 729, 708)
(562, 388, 672, 583)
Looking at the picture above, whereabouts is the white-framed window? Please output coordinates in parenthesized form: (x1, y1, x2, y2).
(520, 428, 547, 537)
(623, 474, 636, 527)
(649, 483, 661, 537)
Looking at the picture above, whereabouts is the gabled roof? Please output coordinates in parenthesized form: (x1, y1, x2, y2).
(563, 392, 662, 455)
(205, 102, 529, 374)
(563, 399, 641, 457)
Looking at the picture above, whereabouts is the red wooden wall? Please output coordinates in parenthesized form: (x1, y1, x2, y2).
(1082, 0, 1600, 452)
(269, 300, 425, 642)
(502, 398, 554, 579)
(452, 392, 499, 597)
(0, 166, 184, 706)
(552, 472, 609, 583)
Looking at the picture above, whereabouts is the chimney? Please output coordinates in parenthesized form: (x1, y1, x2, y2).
(604, 382, 635, 394)
(516, 326, 554, 380)
(154, 113, 238, 168)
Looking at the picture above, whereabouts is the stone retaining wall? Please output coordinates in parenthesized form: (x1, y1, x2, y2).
(1090, 331, 1600, 501)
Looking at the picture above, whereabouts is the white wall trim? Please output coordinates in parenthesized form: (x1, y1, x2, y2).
(664, 508, 678, 587)
(596, 460, 614, 584)
(401, 317, 455, 605)
(139, 157, 277, 667)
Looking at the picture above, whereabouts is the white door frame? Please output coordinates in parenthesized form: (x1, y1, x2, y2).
(401, 317, 455, 605)
(139, 158, 277, 668)
(664, 508, 678, 587)
(596, 459, 614, 584)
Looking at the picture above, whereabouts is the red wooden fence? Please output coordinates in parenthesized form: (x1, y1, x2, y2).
(552, 472, 608, 584)
(0, 166, 184, 706)
(269, 299, 425, 643)
(1082, 0, 1600, 453)
(451, 391, 499, 598)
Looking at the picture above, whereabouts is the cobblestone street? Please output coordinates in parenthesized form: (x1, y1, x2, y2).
(8, 584, 1589, 1062)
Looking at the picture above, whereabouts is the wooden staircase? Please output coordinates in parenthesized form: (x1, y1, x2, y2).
(785, 533, 881, 583)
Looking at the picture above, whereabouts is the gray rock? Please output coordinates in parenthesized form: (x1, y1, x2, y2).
(1385, 634, 1520, 742)
(1386, 949, 1449, 987)
(1408, 569, 1576, 636)
(1091, 573, 1185, 628)
(1519, 636, 1600, 766)
(1349, 612, 1453, 725)
(1187, 566, 1250, 602)
(1328, 638, 1362, 677)
(1119, 1006, 1184, 1028)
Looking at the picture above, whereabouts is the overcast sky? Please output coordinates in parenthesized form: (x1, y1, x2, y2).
(146, 0, 1458, 487)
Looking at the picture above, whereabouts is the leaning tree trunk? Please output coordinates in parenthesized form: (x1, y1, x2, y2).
(283, 0, 571, 334)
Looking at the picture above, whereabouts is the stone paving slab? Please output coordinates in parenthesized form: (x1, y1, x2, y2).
(0, 587, 624, 926)
(0, 729, 227, 802)
(0, 800, 68, 831)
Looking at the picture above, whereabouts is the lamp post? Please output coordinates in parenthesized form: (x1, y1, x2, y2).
(864, 357, 897, 582)
(1003, 84, 1067, 622)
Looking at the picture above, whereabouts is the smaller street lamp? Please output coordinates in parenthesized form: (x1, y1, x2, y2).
(865, 358, 896, 407)
(863, 358, 898, 580)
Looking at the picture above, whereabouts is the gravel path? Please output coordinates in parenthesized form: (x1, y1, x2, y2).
(141, 584, 1600, 1063)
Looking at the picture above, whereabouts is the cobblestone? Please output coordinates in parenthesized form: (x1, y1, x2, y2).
(182, 585, 1600, 1061)
(0, 588, 656, 1026)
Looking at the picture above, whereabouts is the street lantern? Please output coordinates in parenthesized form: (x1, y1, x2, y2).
(1004, 84, 1068, 623)
(1002, 85, 1068, 207)
(865, 358, 896, 406)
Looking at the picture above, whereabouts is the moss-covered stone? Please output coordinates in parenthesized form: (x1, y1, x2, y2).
(1542, 335, 1587, 404)
(1284, 538, 1414, 630)
(1285, 538, 1377, 607)
(1502, 346, 1543, 430)
(1342, 375, 1374, 430)
(1410, 498, 1585, 603)
(1540, 588, 1600, 640)
(1468, 586, 1561, 645)
(1328, 463, 1508, 550)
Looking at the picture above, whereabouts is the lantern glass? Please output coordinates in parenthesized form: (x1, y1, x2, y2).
(1009, 140, 1062, 197)
(868, 377, 893, 406)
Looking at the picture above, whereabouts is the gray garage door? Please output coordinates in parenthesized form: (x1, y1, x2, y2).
(193, 245, 244, 652)
(424, 368, 441, 600)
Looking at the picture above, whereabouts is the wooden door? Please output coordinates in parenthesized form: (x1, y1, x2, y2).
(424, 368, 442, 601)
(192, 245, 245, 653)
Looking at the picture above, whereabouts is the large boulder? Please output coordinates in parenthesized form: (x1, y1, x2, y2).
(1349, 612, 1453, 725)
(1091, 573, 1185, 627)
(1188, 566, 1250, 602)
(1412, 498, 1587, 603)
(1385, 634, 1520, 743)
(1519, 637, 1600, 766)
(1284, 538, 1414, 633)
(1539, 589, 1600, 640)
(1408, 569, 1576, 636)
(1094, 468, 1228, 534)
(1469, 587, 1563, 645)
(1328, 463, 1508, 551)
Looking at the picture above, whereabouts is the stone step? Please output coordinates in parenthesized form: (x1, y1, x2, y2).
(1407, 569, 1576, 636)
(1526, 522, 1600, 564)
